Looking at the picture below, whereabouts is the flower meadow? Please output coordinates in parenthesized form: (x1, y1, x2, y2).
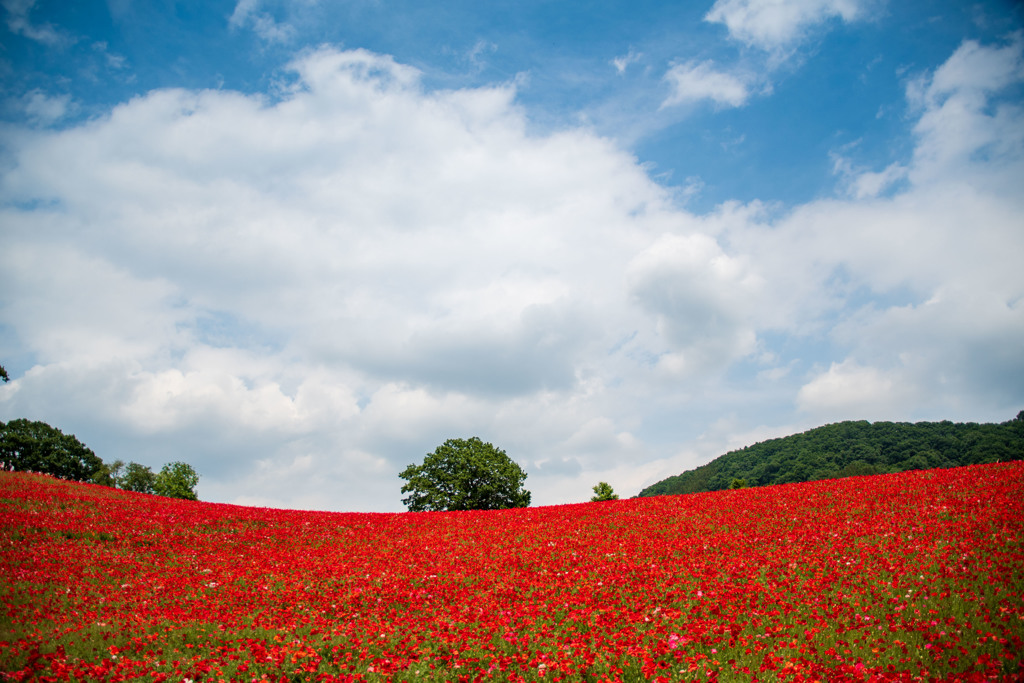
(2, 463, 1023, 682)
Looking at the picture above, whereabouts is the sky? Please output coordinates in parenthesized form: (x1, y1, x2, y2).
(1, 0, 1022, 512)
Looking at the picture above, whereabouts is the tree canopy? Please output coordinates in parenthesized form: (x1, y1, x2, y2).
(120, 462, 158, 494)
(0, 419, 103, 482)
(153, 461, 200, 500)
(399, 437, 531, 512)
(590, 482, 619, 502)
(91, 459, 125, 488)
(639, 414, 1024, 497)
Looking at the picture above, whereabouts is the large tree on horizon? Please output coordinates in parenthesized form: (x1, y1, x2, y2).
(399, 437, 531, 512)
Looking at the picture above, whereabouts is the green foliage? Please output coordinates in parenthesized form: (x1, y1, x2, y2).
(639, 413, 1024, 497)
(590, 481, 619, 502)
(0, 419, 103, 482)
(0, 364, 8, 382)
(0, 414, 200, 499)
(120, 462, 157, 494)
(91, 459, 125, 487)
(94, 458, 200, 500)
(153, 461, 200, 500)
(399, 437, 531, 512)
(837, 460, 879, 478)
(729, 477, 747, 489)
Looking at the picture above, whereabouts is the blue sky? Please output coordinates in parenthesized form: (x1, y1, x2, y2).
(1, 0, 1023, 511)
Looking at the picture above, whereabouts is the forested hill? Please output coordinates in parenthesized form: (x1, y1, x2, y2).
(637, 412, 1024, 498)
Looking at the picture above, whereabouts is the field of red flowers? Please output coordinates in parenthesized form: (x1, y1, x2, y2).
(1, 462, 1022, 682)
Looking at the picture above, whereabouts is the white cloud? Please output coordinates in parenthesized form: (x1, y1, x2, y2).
(743, 39, 1024, 423)
(909, 36, 1024, 188)
(466, 39, 498, 70)
(830, 142, 909, 199)
(922, 36, 1024, 99)
(705, 0, 869, 52)
(827, 286, 1024, 414)
(228, 0, 297, 43)
(228, 0, 260, 28)
(0, 46, 676, 509)
(796, 360, 913, 420)
(662, 60, 750, 108)
(612, 48, 643, 75)
(20, 90, 74, 126)
(841, 161, 908, 199)
(1, 38, 1022, 511)
(0, 242, 187, 364)
(92, 41, 128, 71)
(3, 0, 69, 46)
(627, 233, 761, 375)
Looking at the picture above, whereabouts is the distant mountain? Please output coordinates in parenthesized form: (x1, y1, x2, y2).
(637, 412, 1024, 498)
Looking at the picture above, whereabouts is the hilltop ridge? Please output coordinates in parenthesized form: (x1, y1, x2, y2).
(638, 412, 1024, 497)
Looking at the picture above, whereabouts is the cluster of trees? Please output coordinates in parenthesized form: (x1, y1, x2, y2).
(0, 418, 102, 482)
(639, 412, 1024, 498)
(0, 418, 199, 501)
(93, 458, 200, 500)
(399, 436, 622, 511)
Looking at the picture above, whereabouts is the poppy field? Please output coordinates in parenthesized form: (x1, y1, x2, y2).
(1, 463, 1023, 682)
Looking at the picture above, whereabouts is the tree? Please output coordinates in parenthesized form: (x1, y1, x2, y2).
(120, 462, 157, 494)
(729, 477, 747, 489)
(91, 459, 125, 488)
(590, 481, 619, 502)
(0, 419, 103, 482)
(0, 364, 8, 383)
(153, 461, 200, 500)
(399, 437, 531, 512)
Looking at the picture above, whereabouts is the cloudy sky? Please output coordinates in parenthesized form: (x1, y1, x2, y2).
(1, 0, 1022, 512)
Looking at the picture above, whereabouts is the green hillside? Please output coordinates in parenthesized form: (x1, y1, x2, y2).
(638, 411, 1024, 497)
